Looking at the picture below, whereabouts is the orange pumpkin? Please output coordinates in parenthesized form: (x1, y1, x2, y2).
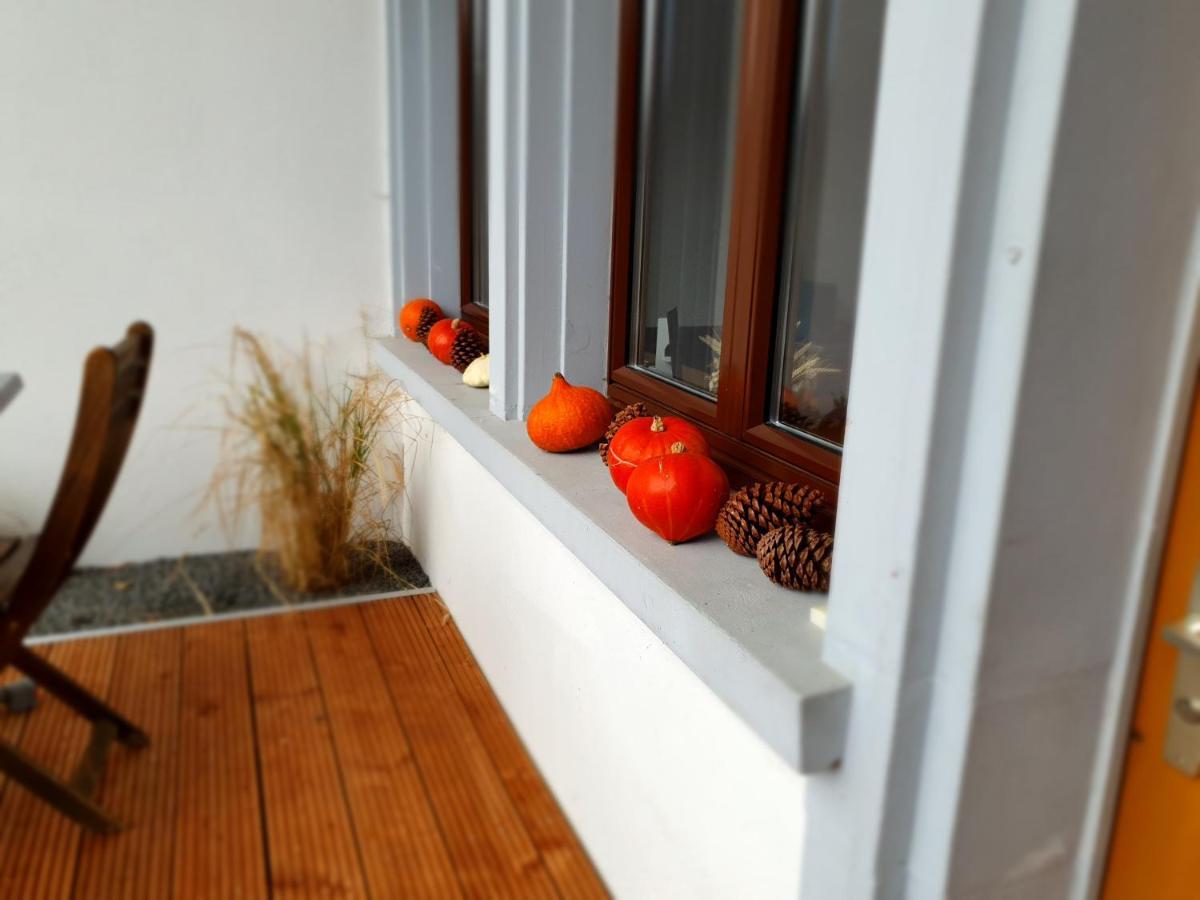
(526, 373, 613, 452)
(626, 443, 730, 544)
(399, 298, 443, 342)
(607, 415, 710, 494)
(426, 318, 473, 365)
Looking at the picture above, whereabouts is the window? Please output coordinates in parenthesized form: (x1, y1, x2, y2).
(459, 0, 488, 333)
(608, 0, 877, 495)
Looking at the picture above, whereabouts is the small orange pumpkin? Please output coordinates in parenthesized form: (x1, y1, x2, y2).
(626, 443, 730, 544)
(399, 298, 443, 342)
(607, 415, 710, 494)
(526, 373, 613, 452)
(426, 318, 473, 365)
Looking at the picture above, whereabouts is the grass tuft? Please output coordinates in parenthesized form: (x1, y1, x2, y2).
(210, 329, 411, 593)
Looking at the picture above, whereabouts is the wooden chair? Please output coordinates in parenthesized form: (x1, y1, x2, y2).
(0, 322, 154, 833)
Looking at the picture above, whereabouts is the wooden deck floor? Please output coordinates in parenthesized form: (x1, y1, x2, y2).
(0, 594, 608, 899)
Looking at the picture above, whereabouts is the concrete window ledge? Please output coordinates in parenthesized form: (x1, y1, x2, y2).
(375, 337, 851, 772)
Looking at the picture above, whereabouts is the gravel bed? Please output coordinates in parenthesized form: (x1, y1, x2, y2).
(31, 542, 430, 637)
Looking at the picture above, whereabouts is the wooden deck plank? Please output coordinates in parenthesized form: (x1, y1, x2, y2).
(303, 605, 464, 899)
(0, 596, 605, 899)
(245, 613, 368, 899)
(362, 597, 559, 900)
(73, 628, 183, 900)
(0, 638, 118, 900)
(415, 595, 609, 900)
(173, 620, 267, 900)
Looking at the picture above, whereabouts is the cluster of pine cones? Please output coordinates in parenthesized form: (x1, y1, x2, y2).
(602, 403, 835, 592)
(716, 481, 834, 592)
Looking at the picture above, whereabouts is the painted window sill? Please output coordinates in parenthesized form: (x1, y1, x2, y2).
(374, 337, 850, 772)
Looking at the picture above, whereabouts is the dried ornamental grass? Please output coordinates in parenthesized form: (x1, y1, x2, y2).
(211, 329, 412, 593)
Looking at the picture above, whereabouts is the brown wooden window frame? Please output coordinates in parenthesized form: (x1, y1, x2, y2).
(607, 0, 841, 497)
(458, 0, 488, 335)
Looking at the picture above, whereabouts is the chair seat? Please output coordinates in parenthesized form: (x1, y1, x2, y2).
(0, 535, 36, 611)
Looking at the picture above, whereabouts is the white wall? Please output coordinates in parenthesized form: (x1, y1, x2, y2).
(0, 1, 391, 564)
(401, 409, 807, 900)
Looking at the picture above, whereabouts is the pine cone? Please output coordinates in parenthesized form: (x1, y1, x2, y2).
(415, 306, 442, 343)
(715, 481, 827, 556)
(449, 329, 488, 372)
(599, 402, 649, 466)
(756, 526, 834, 592)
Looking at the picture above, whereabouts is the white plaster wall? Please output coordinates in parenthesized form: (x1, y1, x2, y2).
(400, 409, 807, 900)
(0, 1, 390, 564)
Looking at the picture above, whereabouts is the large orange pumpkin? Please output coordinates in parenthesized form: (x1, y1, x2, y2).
(607, 415, 710, 494)
(399, 298, 443, 342)
(526, 373, 613, 452)
(426, 318, 473, 365)
(626, 443, 729, 544)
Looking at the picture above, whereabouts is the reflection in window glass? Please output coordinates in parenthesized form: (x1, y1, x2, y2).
(772, 0, 874, 448)
(629, 0, 742, 397)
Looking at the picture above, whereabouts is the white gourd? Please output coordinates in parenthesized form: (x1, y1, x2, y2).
(463, 353, 489, 388)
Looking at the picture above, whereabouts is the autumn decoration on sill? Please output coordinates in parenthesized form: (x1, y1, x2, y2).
(510, 369, 836, 585)
(756, 525, 834, 592)
(599, 402, 648, 465)
(508, 351, 836, 585)
(716, 481, 835, 592)
(427, 317, 476, 366)
(715, 481, 827, 556)
(398, 298, 492, 388)
(526, 373, 613, 453)
(399, 298, 444, 343)
(606, 415, 710, 494)
(626, 443, 730, 544)
(462, 353, 489, 388)
(449, 328, 487, 373)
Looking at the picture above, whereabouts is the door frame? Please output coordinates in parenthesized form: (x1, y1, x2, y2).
(1082, 355, 1200, 892)
(800, 0, 1200, 894)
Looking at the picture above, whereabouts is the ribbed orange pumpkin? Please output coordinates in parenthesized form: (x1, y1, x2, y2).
(607, 415, 710, 494)
(526, 373, 613, 452)
(626, 443, 730, 544)
(399, 298, 443, 342)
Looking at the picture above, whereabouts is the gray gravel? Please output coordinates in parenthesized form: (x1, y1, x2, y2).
(32, 542, 430, 637)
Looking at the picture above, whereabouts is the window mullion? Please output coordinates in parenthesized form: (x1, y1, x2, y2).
(715, 0, 801, 439)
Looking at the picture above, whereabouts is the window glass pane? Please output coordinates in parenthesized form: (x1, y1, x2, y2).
(630, 0, 742, 397)
(470, 0, 488, 308)
(771, 0, 877, 447)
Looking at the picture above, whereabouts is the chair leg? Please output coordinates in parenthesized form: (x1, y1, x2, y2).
(70, 719, 118, 798)
(0, 738, 123, 834)
(11, 646, 149, 748)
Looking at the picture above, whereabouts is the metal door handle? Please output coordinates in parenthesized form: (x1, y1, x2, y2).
(1164, 613, 1200, 654)
(1163, 571, 1200, 775)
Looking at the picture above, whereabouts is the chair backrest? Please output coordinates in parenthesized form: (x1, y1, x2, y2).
(4, 323, 154, 638)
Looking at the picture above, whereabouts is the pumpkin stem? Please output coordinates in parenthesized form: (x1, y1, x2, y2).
(669, 441, 687, 454)
(651, 416, 666, 433)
